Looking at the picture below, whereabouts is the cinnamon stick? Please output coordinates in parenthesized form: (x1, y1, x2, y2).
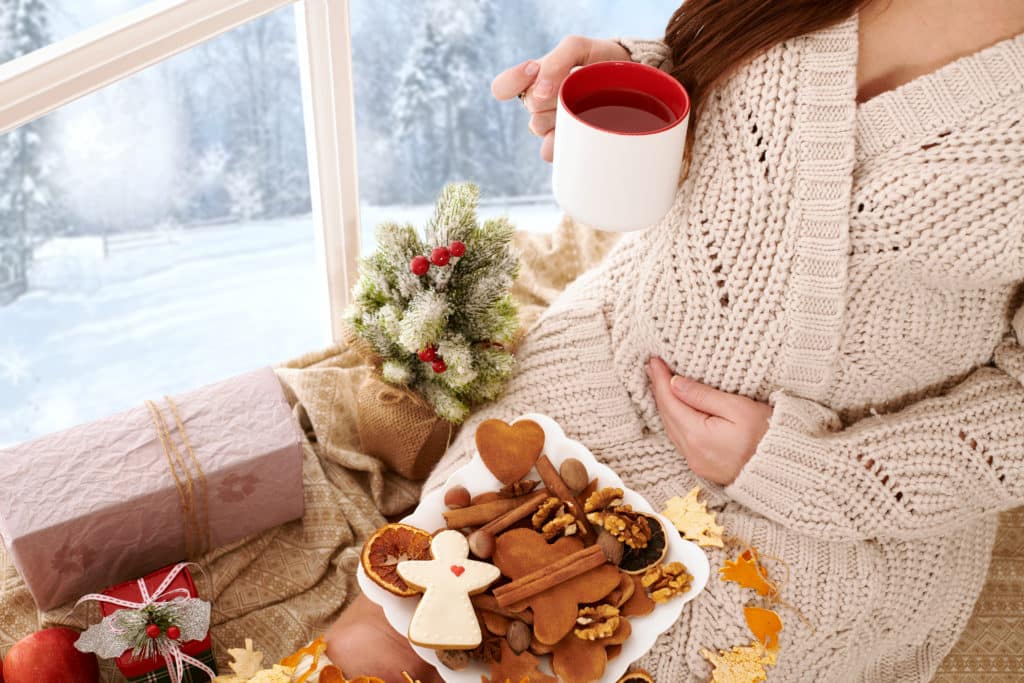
(494, 545, 606, 608)
(478, 490, 549, 536)
(535, 455, 593, 540)
(443, 492, 542, 529)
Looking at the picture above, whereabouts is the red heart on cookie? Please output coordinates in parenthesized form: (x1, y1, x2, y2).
(450, 565, 465, 577)
(475, 419, 545, 485)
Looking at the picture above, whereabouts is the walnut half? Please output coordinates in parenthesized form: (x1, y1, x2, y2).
(642, 562, 692, 603)
(532, 496, 578, 540)
(574, 604, 621, 640)
(584, 487, 624, 514)
(591, 505, 652, 549)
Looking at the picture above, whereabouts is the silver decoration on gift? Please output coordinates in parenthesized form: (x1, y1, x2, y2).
(76, 597, 211, 660)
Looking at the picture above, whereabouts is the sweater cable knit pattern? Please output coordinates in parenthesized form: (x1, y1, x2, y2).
(425, 15, 1024, 682)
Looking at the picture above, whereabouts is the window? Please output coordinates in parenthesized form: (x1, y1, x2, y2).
(0, 0, 333, 446)
(0, 0, 678, 447)
(350, 0, 679, 253)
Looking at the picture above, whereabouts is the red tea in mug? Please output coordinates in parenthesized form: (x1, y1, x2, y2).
(572, 88, 675, 134)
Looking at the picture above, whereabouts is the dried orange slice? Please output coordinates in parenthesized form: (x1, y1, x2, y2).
(361, 523, 433, 596)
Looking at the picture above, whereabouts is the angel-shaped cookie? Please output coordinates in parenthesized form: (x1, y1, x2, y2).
(398, 530, 501, 649)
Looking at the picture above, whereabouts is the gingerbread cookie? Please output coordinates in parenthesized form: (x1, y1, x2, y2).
(551, 617, 632, 683)
(475, 419, 545, 485)
(620, 575, 657, 617)
(482, 640, 557, 683)
(397, 530, 500, 649)
(492, 529, 620, 645)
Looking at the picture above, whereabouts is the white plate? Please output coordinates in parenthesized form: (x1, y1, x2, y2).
(357, 413, 709, 682)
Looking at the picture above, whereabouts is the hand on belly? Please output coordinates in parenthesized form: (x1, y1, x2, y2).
(645, 357, 773, 485)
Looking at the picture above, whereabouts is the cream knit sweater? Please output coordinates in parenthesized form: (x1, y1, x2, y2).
(425, 16, 1024, 682)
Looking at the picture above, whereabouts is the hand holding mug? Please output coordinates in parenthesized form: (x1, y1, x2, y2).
(491, 36, 629, 161)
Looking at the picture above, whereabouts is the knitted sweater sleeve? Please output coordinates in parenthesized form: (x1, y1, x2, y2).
(615, 38, 673, 71)
(725, 304, 1024, 542)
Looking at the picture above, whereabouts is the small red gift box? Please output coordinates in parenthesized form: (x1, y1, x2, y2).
(99, 564, 214, 680)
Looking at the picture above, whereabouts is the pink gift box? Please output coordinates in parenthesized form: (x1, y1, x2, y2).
(0, 367, 304, 610)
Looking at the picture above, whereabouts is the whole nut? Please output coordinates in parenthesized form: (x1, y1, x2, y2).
(444, 485, 472, 509)
(507, 620, 532, 655)
(559, 458, 589, 495)
(436, 648, 470, 670)
(597, 528, 625, 565)
(468, 529, 496, 559)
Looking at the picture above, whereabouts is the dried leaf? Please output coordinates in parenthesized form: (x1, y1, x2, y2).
(719, 549, 776, 597)
(226, 639, 265, 679)
(662, 487, 724, 548)
(744, 606, 783, 650)
(700, 641, 778, 683)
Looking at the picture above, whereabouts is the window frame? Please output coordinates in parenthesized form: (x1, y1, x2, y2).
(0, 0, 360, 342)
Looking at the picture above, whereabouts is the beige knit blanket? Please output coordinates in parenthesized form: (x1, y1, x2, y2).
(0, 219, 1018, 680)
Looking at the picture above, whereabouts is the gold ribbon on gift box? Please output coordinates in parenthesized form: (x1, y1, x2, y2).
(146, 397, 211, 558)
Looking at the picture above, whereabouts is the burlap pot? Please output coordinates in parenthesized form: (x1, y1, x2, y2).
(356, 374, 455, 480)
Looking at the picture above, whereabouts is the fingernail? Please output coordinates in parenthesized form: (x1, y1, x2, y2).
(534, 79, 553, 99)
(524, 61, 540, 77)
(671, 375, 689, 391)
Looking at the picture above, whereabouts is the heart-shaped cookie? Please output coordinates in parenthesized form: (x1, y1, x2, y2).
(475, 419, 545, 485)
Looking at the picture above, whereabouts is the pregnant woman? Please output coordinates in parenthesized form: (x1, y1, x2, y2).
(329, 0, 1024, 680)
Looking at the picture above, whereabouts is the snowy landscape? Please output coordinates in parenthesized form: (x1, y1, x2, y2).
(0, 201, 563, 447)
(0, 0, 674, 447)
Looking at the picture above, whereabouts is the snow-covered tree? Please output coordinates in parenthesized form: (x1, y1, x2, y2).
(355, 0, 576, 205)
(392, 18, 450, 200)
(224, 168, 264, 220)
(193, 11, 309, 220)
(0, 0, 56, 302)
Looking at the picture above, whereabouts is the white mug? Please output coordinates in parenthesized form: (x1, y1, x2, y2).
(552, 61, 690, 232)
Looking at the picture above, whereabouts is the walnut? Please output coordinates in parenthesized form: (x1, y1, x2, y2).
(499, 478, 540, 498)
(642, 562, 692, 603)
(541, 513, 578, 541)
(584, 487, 624, 514)
(596, 506, 652, 549)
(532, 497, 577, 540)
(574, 604, 621, 640)
(532, 497, 563, 528)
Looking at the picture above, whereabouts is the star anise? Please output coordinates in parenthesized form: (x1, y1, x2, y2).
(498, 479, 540, 498)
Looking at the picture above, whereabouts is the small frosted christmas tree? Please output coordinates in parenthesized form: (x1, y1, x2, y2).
(346, 183, 519, 423)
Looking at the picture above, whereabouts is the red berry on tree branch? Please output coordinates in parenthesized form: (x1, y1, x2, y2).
(430, 246, 450, 266)
(410, 255, 430, 276)
(165, 625, 181, 641)
(418, 346, 437, 362)
(145, 624, 161, 639)
(449, 240, 466, 257)
(432, 359, 447, 374)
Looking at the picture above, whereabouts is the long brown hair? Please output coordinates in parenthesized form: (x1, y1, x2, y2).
(664, 0, 869, 153)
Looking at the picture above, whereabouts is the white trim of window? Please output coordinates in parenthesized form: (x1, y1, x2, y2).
(295, 0, 361, 342)
(0, 0, 294, 135)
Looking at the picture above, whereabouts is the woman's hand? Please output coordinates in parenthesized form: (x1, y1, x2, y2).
(646, 357, 773, 485)
(325, 594, 443, 683)
(492, 36, 629, 161)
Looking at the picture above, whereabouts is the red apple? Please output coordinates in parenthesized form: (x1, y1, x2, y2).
(3, 628, 98, 683)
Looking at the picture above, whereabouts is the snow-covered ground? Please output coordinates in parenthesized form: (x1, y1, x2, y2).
(0, 201, 562, 448)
